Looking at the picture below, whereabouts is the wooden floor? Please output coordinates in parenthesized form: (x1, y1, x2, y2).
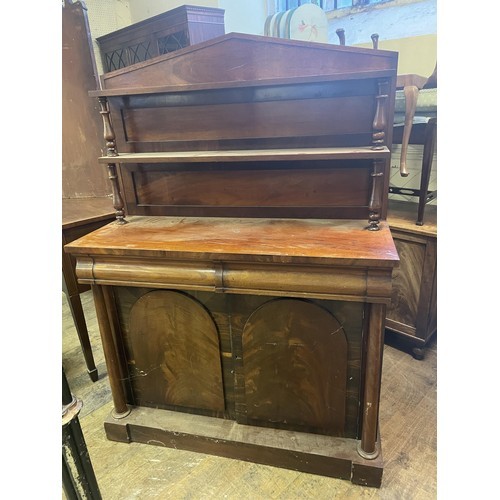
(62, 290, 437, 499)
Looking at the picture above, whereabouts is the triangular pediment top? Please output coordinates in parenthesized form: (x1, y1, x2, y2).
(98, 32, 398, 93)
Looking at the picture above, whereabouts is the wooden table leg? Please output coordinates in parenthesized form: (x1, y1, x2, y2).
(358, 303, 386, 459)
(63, 274, 98, 382)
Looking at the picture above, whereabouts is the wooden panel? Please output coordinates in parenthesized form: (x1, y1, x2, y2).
(122, 96, 374, 143)
(386, 236, 424, 336)
(241, 299, 347, 436)
(103, 406, 383, 487)
(229, 296, 363, 439)
(99, 33, 397, 91)
(386, 200, 437, 346)
(126, 290, 225, 412)
(62, 2, 110, 198)
(131, 162, 371, 208)
(114, 287, 235, 418)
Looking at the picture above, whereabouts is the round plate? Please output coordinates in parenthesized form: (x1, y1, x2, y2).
(288, 4, 328, 43)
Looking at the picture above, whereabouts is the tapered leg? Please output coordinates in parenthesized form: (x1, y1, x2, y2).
(63, 273, 98, 382)
(399, 85, 419, 177)
(417, 118, 437, 226)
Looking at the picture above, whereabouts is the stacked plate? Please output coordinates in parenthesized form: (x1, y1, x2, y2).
(264, 3, 328, 43)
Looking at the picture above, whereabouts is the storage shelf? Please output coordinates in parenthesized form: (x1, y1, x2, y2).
(99, 146, 390, 164)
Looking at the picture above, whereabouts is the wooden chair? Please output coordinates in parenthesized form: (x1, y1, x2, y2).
(336, 29, 437, 225)
(391, 66, 437, 225)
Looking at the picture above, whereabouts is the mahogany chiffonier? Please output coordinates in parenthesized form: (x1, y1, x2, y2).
(65, 34, 399, 487)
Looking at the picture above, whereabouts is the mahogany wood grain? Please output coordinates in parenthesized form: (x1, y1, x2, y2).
(359, 303, 386, 458)
(62, 2, 109, 198)
(386, 201, 437, 354)
(93, 34, 396, 224)
(241, 299, 347, 436)
(103, 406, 383, 487)
(120, 96, 375, 143)
(131, 162, 371, 208)
(65, 216, 398, 268)
(98, 33, 397, 91)
(92, 285, 129, 417)
(69, 33, 400, 485)
(127, 290, 225, 412)
(230, 297, 364, 439)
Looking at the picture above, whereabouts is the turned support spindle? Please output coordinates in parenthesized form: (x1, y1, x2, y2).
(98, 96, 127, 223)
(371, 79, 389, 150)
(98, 97, 118, 157)
(367, 159, 384, 231)
(107, 163, 127, 224)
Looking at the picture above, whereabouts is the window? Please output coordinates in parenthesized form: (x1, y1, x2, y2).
(268, 1, 389, 15)
(325, 1, 387, 10)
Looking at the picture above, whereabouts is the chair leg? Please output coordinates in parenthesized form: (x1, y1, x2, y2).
(399, 85, 419, 177)
(66, 292, 98, 382)
(416, 118, 437, 226)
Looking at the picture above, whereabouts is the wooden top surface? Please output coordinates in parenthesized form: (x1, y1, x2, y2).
(387, 200, 437, 236)
(65, 216, 399, 268)
(62, 197, 114, 229)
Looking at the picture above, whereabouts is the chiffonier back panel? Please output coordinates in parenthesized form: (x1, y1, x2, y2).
(98, 33, 397, 219)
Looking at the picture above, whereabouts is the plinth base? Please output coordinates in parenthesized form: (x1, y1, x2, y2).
(104, 406, 384, 488)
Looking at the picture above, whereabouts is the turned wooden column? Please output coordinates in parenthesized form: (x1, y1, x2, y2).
(367, 159, 385, 231)
(372, 80, 389, 151)
(358, 302, 386, 459)
(92, 284, 130, 418)
(97, 97, 127, 224)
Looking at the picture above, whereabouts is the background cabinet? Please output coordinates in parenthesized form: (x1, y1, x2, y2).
(97, 5, 225, 73)
(386, 200, 437, 359)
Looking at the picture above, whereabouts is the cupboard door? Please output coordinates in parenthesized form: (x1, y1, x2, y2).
(241, 298, 348, 436)
(127, 290, 225, 412)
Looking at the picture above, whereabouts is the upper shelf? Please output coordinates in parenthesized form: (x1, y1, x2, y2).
(98, 147, 391, 164)
(94, 32, 398, 94)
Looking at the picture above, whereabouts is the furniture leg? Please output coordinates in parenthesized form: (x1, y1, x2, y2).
(358, 303, 386, 459)
(399, 85, 419, 177)
(62, 367, 102, 500)
(63, 275, 98, 382)
(416, 117, 437, 226)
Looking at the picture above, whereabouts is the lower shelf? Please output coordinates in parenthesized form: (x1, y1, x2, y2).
(104, 406, 384, 488)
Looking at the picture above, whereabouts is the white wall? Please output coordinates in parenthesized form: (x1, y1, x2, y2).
(219, 0, 268, 35)
(128, 0, 218, 23)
